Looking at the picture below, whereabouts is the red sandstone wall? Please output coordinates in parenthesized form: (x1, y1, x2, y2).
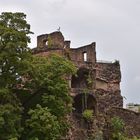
(106, 107, 140, 138)
(96, 61, 121, 82)
(70, 43, 96, 65)
(95, 61, 123, 112)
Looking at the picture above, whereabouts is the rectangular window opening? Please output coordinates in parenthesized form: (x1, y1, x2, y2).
(83, 52, 87, 61)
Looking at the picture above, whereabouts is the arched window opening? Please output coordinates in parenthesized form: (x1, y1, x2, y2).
(73, 93, 97, 114)
(45, 41, 48, 46)
(43, 39, 48, 47)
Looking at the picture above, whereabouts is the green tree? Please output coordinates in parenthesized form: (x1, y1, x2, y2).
(0, 12, 32, 139)
(25, 104, 61, 140)
(0, 103, 22, 140)
(0, 12, 76, 140)
(21, 54, 76, 139)
(0, 12, 33, 88)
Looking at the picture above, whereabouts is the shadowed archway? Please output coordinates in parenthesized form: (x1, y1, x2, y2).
(73, 93, 97, 114)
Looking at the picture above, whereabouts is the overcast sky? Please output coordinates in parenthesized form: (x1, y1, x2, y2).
(1, 0, 140, 106)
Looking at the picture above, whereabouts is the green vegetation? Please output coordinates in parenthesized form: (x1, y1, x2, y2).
(25, 104, 61, 140)
(110, 117, 140, 140)
(125, 137, 140, 140)
(82, 109, 93, 121)
(111, 117, 125, 140)
(86, 71, 93, 88)
(0, 12, 76, 140)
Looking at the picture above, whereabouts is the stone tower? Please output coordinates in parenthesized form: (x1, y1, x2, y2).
(33, 31, 123, 115)
(32, 31, 140, 139)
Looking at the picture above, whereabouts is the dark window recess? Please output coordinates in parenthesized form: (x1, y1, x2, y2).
(71, 68, 89, 88)
(73, 93, 97, 114)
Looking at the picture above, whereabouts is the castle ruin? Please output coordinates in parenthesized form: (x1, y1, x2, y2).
(33, 31, 140, 139)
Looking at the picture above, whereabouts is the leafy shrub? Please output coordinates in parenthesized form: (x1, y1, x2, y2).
(111, 117, 125, 140)
(25, 104, 61, 140)
(82, 109, 93, 121)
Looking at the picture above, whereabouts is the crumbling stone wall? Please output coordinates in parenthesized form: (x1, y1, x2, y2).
(33, 31, 71, 57)
(96, 61, 121, 82)
(32, 31, 140, 139)
(70, 43, 96, 65)
(95, 89, 123, 113)
(106, 107, 140, 138)
(37, 31, 65, 49)
(95, 62, 123, 113)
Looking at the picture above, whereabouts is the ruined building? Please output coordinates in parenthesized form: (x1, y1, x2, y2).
(33, 31, 140, 139)
(33, 31, 123, 113)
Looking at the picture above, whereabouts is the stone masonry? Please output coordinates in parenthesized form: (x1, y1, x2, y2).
(33, 31, 140, 139)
